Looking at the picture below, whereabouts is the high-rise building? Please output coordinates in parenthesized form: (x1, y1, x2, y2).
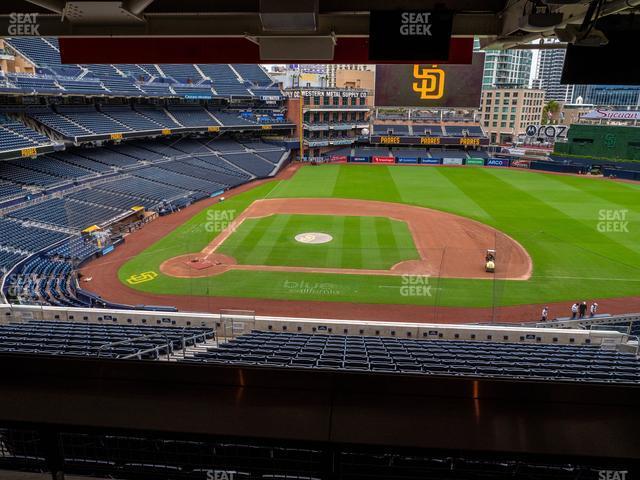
(481, 49, 533, 88)
(572, 85, 640, 107)
(535, 46, 574, 102)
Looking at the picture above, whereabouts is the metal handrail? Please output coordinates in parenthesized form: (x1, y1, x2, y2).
(120, 333, 173, 361)
(122, 330, 210, 361)
(98, 327, 211, 360)
(96, 332, 174, 360)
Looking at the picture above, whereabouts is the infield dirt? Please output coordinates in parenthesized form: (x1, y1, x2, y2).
(159, 197, 532, 281)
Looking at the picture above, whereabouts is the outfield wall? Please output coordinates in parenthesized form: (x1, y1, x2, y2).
(554, 124, 640, 161)
(0, 303, 630, 346)
(332, 153, 640, 181)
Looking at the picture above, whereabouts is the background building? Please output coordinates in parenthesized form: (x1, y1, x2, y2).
(326, 64, 374, 88)
(269, 65, 328, 89)
(285, 87, 372, 159)
(481, 49, 533, 88)
(572, 85, 640, 107)
(535, 44, 574, 103)
(479, 87, 545, 144)
(269, 64, 375, 90)
(334, 67, 375, 90)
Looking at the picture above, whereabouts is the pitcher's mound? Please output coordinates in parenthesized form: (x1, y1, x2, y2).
(295, 232, 333, 244)
(187, 257, 214, 270)
(160, 253, 237, 278)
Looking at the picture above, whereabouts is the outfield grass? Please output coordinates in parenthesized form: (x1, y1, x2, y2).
(119, 165, 640, 307)
(217, 214, 419, 269)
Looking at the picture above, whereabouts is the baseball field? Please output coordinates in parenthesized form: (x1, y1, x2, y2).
(84, 164, 640, 320)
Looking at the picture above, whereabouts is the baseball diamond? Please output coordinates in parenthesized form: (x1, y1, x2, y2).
(78, 163, 640, 322)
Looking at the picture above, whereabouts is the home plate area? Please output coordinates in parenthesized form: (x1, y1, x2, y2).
(294, 232, 333, 244)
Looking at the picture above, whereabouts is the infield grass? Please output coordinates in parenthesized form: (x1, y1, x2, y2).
(119, 165, 640, 307)
(217, 214, 419, 269)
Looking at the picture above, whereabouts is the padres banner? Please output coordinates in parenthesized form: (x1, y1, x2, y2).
(375, 52, 485, 108)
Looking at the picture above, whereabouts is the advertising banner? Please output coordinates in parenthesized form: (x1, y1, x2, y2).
(442, 158, 464, 165)
(373, 156, 396, 164)
(396, 157, 419, 164)
(370, 135, 489, 146)
(525, 124, 569, 140)
(349, 156, 370, 163)
(184, 93, 213, 100)
(331, 155, 348, 163)
(420, 158, 442, 165)
(511, 159, 531, 169)
(486, 158, 510, 167)
(465, 158, 485, 166)
(581, 109, 640, 121)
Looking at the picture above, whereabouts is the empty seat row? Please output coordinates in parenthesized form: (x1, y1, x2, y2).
(8, 197, 127, 230)
(0, 320, 213, 359)
(0, 217, 70, 252)
(221, 152, 275, 177)
(183, 331, 640, 384)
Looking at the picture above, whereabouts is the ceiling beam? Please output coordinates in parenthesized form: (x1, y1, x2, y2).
(23, 0, 65, 14)
(123, 0, 156, 16)
(484, 0, 640, 49)
(0, 11, 498, 36)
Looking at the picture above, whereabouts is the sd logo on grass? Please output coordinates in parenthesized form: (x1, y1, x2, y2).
(127, 271, 158, 285)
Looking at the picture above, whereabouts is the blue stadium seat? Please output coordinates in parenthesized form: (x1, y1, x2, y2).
(184, 331, 640, 385)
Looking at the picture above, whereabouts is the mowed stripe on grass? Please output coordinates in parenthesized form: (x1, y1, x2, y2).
(217, 213, 419, 270)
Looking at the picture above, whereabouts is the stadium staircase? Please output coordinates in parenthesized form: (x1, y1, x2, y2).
(163, 336, 222, 362)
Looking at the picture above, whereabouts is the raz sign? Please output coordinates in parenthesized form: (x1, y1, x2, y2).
(525, 124, 569, 140)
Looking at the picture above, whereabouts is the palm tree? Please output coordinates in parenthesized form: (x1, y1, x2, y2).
(541, 100, 561, 125)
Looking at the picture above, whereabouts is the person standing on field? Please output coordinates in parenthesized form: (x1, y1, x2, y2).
(590, 302, 598, 317)
(579, 301, 587, 319)
(541, 306, 549, 322)
(571, 303, 579, 319)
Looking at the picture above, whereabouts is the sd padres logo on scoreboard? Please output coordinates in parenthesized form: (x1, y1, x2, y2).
(375, 52, 485, 108)
(412, 65, 445, 100)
